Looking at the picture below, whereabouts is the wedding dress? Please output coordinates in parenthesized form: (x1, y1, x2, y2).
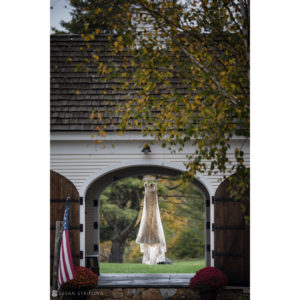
(136, 181, 166, 265)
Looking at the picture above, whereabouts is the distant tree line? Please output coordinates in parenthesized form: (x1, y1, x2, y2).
(100, 176, 205, 263)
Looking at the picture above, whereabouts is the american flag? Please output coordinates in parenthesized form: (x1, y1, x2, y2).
(58, 198, 76, 289)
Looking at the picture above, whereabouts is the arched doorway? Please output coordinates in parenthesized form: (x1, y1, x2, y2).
(213, 173, 250, 286)
(79, 161, 214, 270)
(50, 170, 80, 284)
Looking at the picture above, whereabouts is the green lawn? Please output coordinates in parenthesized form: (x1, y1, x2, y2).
(100, 259, 205, 273)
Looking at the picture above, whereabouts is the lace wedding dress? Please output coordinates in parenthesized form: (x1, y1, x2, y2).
(136, 181, 166, 265)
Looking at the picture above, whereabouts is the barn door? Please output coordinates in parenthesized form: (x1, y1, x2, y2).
(50, 170, 80, 283)
(213, 175, 250, 286)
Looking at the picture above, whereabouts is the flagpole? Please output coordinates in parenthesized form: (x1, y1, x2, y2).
(51, 220, 64, 293)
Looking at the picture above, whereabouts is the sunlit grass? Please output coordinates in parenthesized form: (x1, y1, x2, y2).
(100, 259, 205, 273)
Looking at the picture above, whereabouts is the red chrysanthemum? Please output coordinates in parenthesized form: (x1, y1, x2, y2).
(61, 266, 98, 291)
(189, 267, 228, 293)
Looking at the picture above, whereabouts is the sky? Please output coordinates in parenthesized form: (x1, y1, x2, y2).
(50, 0, 72, 33)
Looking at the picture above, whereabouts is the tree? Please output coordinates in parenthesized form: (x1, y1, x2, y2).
(110, 176, 207, 262)
(53, 0, 133, 34)
(100, 175, 206, 263)
(158, 177, 206, 259)
(61, 0, 250, 203)
(100, 177, 144, 262)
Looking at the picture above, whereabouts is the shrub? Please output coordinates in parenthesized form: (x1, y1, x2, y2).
(60, 266, 98, 291)
(189, 266, 228, 293)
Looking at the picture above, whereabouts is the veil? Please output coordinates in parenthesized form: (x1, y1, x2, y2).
(136, 180, 166, 265)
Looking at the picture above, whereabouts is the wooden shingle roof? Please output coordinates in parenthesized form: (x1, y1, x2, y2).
(50, 34, 188, 131)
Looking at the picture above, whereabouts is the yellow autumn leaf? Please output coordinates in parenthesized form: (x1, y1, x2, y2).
(90, 111, 95, 120)
(75, 90, 80, 95)
(95, 8, 101, 15)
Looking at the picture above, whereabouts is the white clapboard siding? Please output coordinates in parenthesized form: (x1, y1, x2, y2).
(50, 133, 250, 258)
(50, 152, 250, 193)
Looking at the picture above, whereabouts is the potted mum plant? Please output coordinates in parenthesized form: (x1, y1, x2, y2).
(60, 266, 98, 300)
(189, 267, 228, 300)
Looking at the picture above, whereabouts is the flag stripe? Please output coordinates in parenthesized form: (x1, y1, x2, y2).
(61, 236, 71, 281)
(57, 200, 76, 289)
(62, 231, 72, 280)
(65, 230, 75, 275)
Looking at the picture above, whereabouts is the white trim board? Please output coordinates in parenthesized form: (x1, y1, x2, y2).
(79, 160, 216, 197)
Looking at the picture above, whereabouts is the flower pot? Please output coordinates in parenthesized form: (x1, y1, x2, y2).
(200, 290, 218, 300)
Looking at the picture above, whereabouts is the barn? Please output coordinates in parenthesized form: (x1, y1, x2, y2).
(50, 34, 250, 297)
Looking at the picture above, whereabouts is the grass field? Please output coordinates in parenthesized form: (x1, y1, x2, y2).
(100, 259, 205, 273)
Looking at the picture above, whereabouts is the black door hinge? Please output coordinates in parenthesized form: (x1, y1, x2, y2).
(80, 197, 83, 205)
(80, 224, 83, 232)
(206, 221, 210, 230)
(80, 251, 83, 259)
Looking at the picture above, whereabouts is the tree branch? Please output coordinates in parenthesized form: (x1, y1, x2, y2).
(238, 0, 250, 60)
(136, 2, 240, 106)
(119, 213, 139, 241)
